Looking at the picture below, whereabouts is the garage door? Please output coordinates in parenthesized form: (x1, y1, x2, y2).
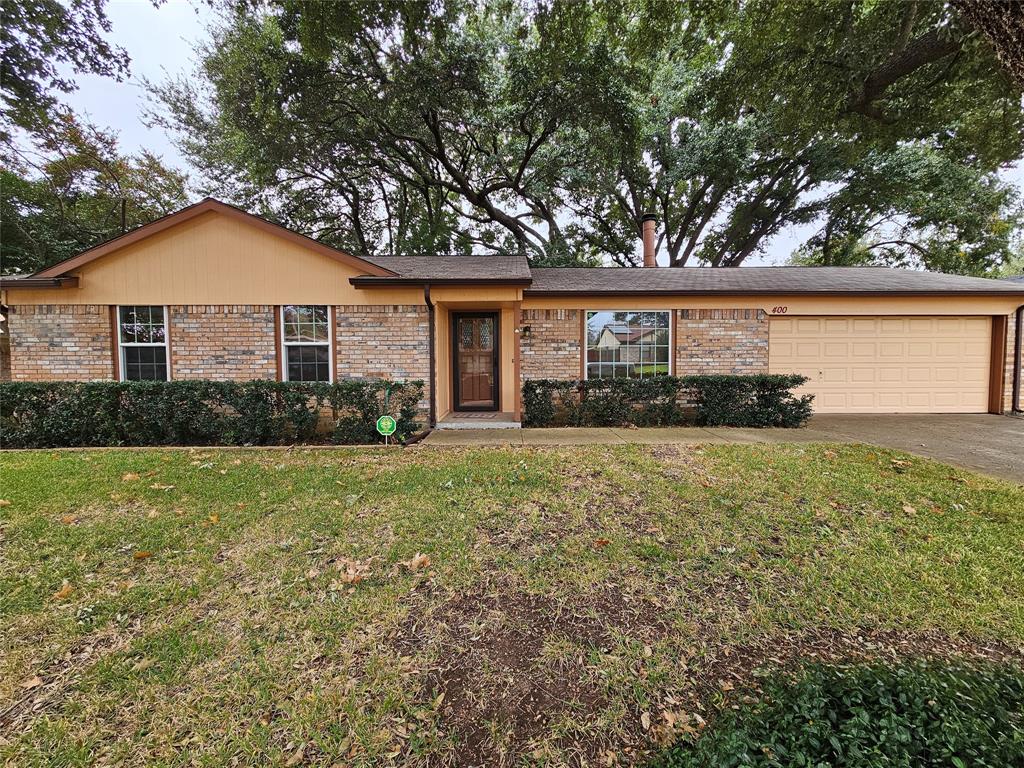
(768, 316, 991, 413)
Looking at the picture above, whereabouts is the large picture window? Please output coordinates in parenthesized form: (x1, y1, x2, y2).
(585, 310, 671, 379)
(281, 305, 332, 382)
(118, 305, 169, 381)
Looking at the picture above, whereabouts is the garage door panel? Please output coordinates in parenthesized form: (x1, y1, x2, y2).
(769, 315, 991, 413)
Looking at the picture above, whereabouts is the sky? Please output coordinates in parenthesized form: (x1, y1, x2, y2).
(57, 0, 1022, 267)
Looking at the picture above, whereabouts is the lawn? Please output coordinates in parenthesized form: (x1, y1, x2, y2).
(1, 443, 1022, 766)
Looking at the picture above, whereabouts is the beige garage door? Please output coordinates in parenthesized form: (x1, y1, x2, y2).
(769, 316, 991, 413)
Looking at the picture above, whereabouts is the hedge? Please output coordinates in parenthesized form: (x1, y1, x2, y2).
(522, 374, 813, 428)
(655, 660, 1024, 767)
(0, 380, 424, 448)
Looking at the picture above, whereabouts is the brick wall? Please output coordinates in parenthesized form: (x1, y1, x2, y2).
(335, 305, 431, 411)
(169, 305, 276, 380)
(520, 308, 581, 381)
(1007, 312, 1020, 413)
(7, 304, 113, 381)
(676, 308, 768, 375)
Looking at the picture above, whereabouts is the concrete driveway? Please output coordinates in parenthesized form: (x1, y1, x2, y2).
(423, 414, 1024, 484)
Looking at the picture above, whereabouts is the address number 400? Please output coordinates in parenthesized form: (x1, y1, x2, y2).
(771, 306, 788, 314)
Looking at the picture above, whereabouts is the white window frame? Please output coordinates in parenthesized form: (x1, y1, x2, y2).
(116, 305, 171, 381)
(584, 309, 673, 380)
(280, 305, 334, 383)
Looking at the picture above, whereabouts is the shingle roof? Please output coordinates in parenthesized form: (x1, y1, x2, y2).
(359, 254, 531, 282)
(525, 266, 1024, 295)
(1003, 274, 1024, 284)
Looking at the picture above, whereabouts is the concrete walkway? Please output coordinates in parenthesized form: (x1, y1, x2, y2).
(423, 414, 1024, 484)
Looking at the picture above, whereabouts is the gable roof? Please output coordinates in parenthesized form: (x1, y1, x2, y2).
(526, 266, 1024, 296)
(352, 254, 531, 284)
(31, 198, 396, 279)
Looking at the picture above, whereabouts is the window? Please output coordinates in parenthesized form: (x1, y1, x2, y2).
(118, 305, 169, 381)
(281, 305, 332, 382)
(585, 310, 671, 379)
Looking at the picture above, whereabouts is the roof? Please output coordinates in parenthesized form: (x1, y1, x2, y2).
(1003, 274, 1024, 283)
(352, 254, 532, 285)
(525, 266, 1024, 296)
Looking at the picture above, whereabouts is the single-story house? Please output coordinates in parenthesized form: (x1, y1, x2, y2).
(1, 199, 1022, 426)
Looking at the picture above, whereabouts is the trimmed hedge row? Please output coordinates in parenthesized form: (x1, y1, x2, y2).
(655, 660, 1024, 767)
(522, 375, 813, 428)
(0, 380, 424, 448)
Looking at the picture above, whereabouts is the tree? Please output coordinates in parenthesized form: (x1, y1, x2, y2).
(0, 0, 129, 137)
(1, 111, 189, 275)
(151, 0, 1024, 272)
(953, 0, 1024, 88)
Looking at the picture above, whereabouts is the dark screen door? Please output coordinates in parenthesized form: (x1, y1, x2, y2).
(454, 313, 498, 410)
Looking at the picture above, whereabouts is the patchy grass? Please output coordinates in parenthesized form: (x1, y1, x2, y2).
(1, 443, 1022, 766)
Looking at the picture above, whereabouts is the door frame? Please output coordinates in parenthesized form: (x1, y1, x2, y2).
(451, 311, 500, 412)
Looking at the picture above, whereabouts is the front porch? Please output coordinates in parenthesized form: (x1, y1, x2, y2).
(436, 410, 521, 429)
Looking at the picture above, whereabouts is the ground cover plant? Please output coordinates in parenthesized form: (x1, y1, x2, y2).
(1, 443, 1022, 766)
(655, 660, 1024, 767)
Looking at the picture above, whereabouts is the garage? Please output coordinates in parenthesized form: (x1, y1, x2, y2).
(768, 316, 992, 413)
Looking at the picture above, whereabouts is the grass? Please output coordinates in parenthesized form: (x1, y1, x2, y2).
(1, 443, 1022, 766)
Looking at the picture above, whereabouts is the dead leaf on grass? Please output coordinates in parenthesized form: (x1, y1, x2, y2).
(285, 743, 306, 766)
(903, 504, 917, 516)
(640, 711, 651, 731)
(52, 581, 73, 600)
(334, 557, 374, 584)
(593, 538, 611, 549)
(0, 499, 11, 507)
(399, 552, 431, 572)
(132, 657, 156, 673)
(61, 514, 79, 525)
(122, 472, 141, 481)
(20, 675, 43, 690)
(133, 550, 153, 561)
(149, 483, 175, 491)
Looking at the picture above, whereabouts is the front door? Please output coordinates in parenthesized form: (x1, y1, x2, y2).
(453, 312, 499, 411)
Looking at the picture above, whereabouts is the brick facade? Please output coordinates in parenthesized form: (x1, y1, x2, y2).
(7, 304, 113, 381)
(335, 305, 431, 410)
(675, 308, 769, 375)
(169, 305, 277, 380)
(1007, 312, 1019, 413)
(520, 308, 581, 381)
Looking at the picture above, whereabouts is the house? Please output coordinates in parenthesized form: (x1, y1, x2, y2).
(1, 199, 1022, 426)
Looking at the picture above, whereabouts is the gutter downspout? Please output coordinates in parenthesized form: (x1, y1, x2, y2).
(1014, 304, 1023, 413)
(424, 284, 437, 428)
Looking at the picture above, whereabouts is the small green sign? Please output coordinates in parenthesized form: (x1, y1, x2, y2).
(376, 415, 397, 437)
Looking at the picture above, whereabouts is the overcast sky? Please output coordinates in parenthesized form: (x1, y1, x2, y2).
(58, 0, 1021, 266)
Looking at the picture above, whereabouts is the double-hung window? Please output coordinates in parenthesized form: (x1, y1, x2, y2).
(118, 305, 169, 381)
(585, 310, 671, 379)
(281, 305, 332, 382)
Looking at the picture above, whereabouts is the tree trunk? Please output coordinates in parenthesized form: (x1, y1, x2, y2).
(953, 0, 1024, 88)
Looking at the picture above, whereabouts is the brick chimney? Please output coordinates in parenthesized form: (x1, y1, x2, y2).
(641, 213, 657, 267)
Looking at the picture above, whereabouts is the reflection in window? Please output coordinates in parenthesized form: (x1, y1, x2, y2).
(119, 306, 168, 381)
(585, 310, 671, 379)
(282, 305, 331, 382)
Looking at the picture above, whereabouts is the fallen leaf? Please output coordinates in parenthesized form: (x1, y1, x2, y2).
(122, 472, 140, 481)
(132, 657, 156, 672)
(593, 538, 611, 549)
(133, 550, 153, 561)
(285, 743, 306, 766)
(208, 514, 220, 524)
(61, 514, 79, 525)
(146, 510, 160, 519)
(20, 676, 43, 690)
(0, 499, 11, 507)
(148, 483, 175, 491)
(903, 504, 917, 516)
(399, 552, 431, 572)
(640, 711, 651, 731)
(53, 581, 73, 600)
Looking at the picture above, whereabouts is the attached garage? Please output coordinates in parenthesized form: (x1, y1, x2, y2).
(769, 315, 992, 413)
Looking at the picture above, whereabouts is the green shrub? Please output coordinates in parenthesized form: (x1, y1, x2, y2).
(0, 380, 424, 448)
(654, 660, 1024, 768)
(522, 375, 812, 428)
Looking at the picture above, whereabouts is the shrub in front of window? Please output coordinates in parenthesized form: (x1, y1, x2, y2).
(0, 380, 423, 448)
(653, 660, 1024, 768)
(522, 375, 812, 428)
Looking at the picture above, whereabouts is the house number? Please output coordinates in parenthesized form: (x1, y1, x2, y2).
(771, 306, 788, 314)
